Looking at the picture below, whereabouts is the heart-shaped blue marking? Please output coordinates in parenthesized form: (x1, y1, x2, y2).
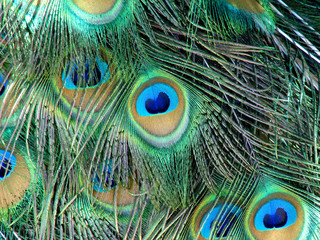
(254, 199, 297, 231)
(145, 92, 170, 114)
(136, 83, 179, 117)
(263, 208, 287, 228)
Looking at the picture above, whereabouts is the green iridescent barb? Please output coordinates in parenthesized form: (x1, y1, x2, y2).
(0, 0, 319, 239)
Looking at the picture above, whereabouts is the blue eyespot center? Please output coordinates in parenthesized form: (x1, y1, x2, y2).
(263, 208, 287, 228)
(72, 62, 101, 87)
(62, 57, 109, 89)
(201, 204, 240, 239)
(254, 199, 297, 231)
(145, 92, 170, 114)
(136, 83, 179, 117)
(0, 150, 17, 180)
(92, 160, 117, 192)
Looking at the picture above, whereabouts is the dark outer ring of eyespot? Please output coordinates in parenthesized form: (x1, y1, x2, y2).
(130, 77, 186, 137)
(225, 0, 265, 14)
(248, 193, 304, 240)
(53, 49, 115, 114)
(0, 149, 32, 209)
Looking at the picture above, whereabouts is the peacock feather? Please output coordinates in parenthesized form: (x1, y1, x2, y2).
(0, 0, 320, 239)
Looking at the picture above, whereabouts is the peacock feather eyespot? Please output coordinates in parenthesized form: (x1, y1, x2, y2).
(53, 49, 116, 120)
(245, 180, 310, 240)
(80, 160, 139, 217)
(254, 198, 297, 230)
(62, 56, 109, 89)
(91, 176, 139, 215)
(128, 70, 189, 148)
(190, 194, 241, 240)
(0, 147, 42, 220)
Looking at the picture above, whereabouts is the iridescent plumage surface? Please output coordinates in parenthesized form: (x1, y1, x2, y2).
(0, 0, 320, 239)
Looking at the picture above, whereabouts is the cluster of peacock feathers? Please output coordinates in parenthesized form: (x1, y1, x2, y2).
(0, 0, 319, 239)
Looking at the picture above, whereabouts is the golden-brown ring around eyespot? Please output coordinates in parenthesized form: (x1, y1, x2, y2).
(53, 49, 116, 115)
(130, 77, 185, 137)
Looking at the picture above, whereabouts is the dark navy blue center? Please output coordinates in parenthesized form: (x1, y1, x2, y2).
(0, 84, 5, 97)
(0, 158, 12, 178)
(136, 83, 179, 117)
(263, 208, 287, 229)
(92, 160, 119, 193)
(62, 57, 110, 89)
(93, 172, 116, 192)
(145, 92, 170, 114)
(71, 62, 102, 88)
(254, 199, 297, 231)
(216, 213, 236, 238)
